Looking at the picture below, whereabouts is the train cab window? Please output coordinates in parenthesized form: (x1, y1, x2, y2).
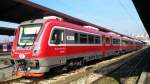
(80, 33, 87, 44)
(18, 24, 42, 46)
(105, 37, 110, 44)
(88, 35, 94, 44)
(51, 29, 64, 44)
(95, 36, 101, 44)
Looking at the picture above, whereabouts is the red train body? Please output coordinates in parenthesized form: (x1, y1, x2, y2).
(11, 16, 143, 76)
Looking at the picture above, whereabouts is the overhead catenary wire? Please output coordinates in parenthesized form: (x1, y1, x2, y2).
(116, 0, 146, 36)
(52, 0, 145, 38)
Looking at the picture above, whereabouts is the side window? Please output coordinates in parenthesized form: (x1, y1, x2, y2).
(0, 45, 2, 50)
(105, 37, 110, 44)
(122, 40, 126, 45)
(51, 29, 64, 44)
(113, 39, 115, 44)
(88, 35, 94, 44)
(121, 40, 128, 45)
(118, 39, 120, 44)
(66, 30, 75, 44)
(74, 33, 79, 43)
(130, 41, 133, 45)
(3, 45, 7, 50)
(95, 36, 101, 44)
(126, 41, 129, 45)
(113, 38, 120, 44)
(80, 33, 87, 44)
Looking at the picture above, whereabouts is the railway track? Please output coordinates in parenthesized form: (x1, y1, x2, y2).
(0, 48, 146, 84)
(142, 60, 150, 84)
(92, 47, 150, 84)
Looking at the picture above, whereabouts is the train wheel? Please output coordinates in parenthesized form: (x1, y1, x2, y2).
(50, 65, 65, 74)
(66, 58, 84, 70)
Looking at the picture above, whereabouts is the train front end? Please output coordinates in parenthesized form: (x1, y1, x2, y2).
(11, 19, 48, 77)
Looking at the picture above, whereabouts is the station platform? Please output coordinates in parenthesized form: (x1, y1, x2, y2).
(138, 49, 150, 84)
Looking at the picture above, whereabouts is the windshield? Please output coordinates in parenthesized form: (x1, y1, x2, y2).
(18, 24, 42, 46)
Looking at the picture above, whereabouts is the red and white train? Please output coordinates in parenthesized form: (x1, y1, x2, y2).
(11, 16, 143, 76)
(0, 42, 12, 53)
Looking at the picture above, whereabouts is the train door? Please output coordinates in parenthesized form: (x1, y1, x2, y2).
(51, 28, 66, 56)
(48, 26, 66, 64)
(49, 26, 66, 65)
(102, 35, 106, 56)
(105, 36, 111, 56)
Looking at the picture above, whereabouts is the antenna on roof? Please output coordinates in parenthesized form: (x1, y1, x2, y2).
(83, 26, 99, 30)
(43, 16, 63, 21)
(107, 32, 116, 35)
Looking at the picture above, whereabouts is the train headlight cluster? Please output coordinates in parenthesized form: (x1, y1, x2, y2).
(33, 50, 39, 56)
(32, 42, 40, 56)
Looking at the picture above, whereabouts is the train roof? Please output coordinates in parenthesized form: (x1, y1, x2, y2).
(20, 17, 106, 35)
(106, 32, 122, 38)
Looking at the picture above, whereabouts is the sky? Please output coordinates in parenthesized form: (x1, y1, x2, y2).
(31, 0, 147, 36)
(0, 0, 148, 42)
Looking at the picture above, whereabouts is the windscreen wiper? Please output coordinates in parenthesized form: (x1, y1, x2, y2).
(22, 41, 28, 48)
(22, 30, 37, 48)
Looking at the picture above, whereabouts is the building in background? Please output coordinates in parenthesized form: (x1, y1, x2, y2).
(132, 34, 150, 45)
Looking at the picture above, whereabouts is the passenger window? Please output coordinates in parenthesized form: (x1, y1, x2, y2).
(74, 33, 79, 43)
(51, 29, 64, 44)
(88, 35, 94, 44)
(80, 33, 87, 44)
(122, 40, 128, 45)
(118, 39, 120, 44)
(105, 37, 110, 44)
(0, 45, 2, 49)
(113, 38, 120, 44)
(95, 36, 101, 44)
(122, 40, 126, 45)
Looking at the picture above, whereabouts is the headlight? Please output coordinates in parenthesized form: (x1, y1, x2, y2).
(33, 50, 39, 56)
(32, 48, 40, 56)
(32, 42, 40, 56)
